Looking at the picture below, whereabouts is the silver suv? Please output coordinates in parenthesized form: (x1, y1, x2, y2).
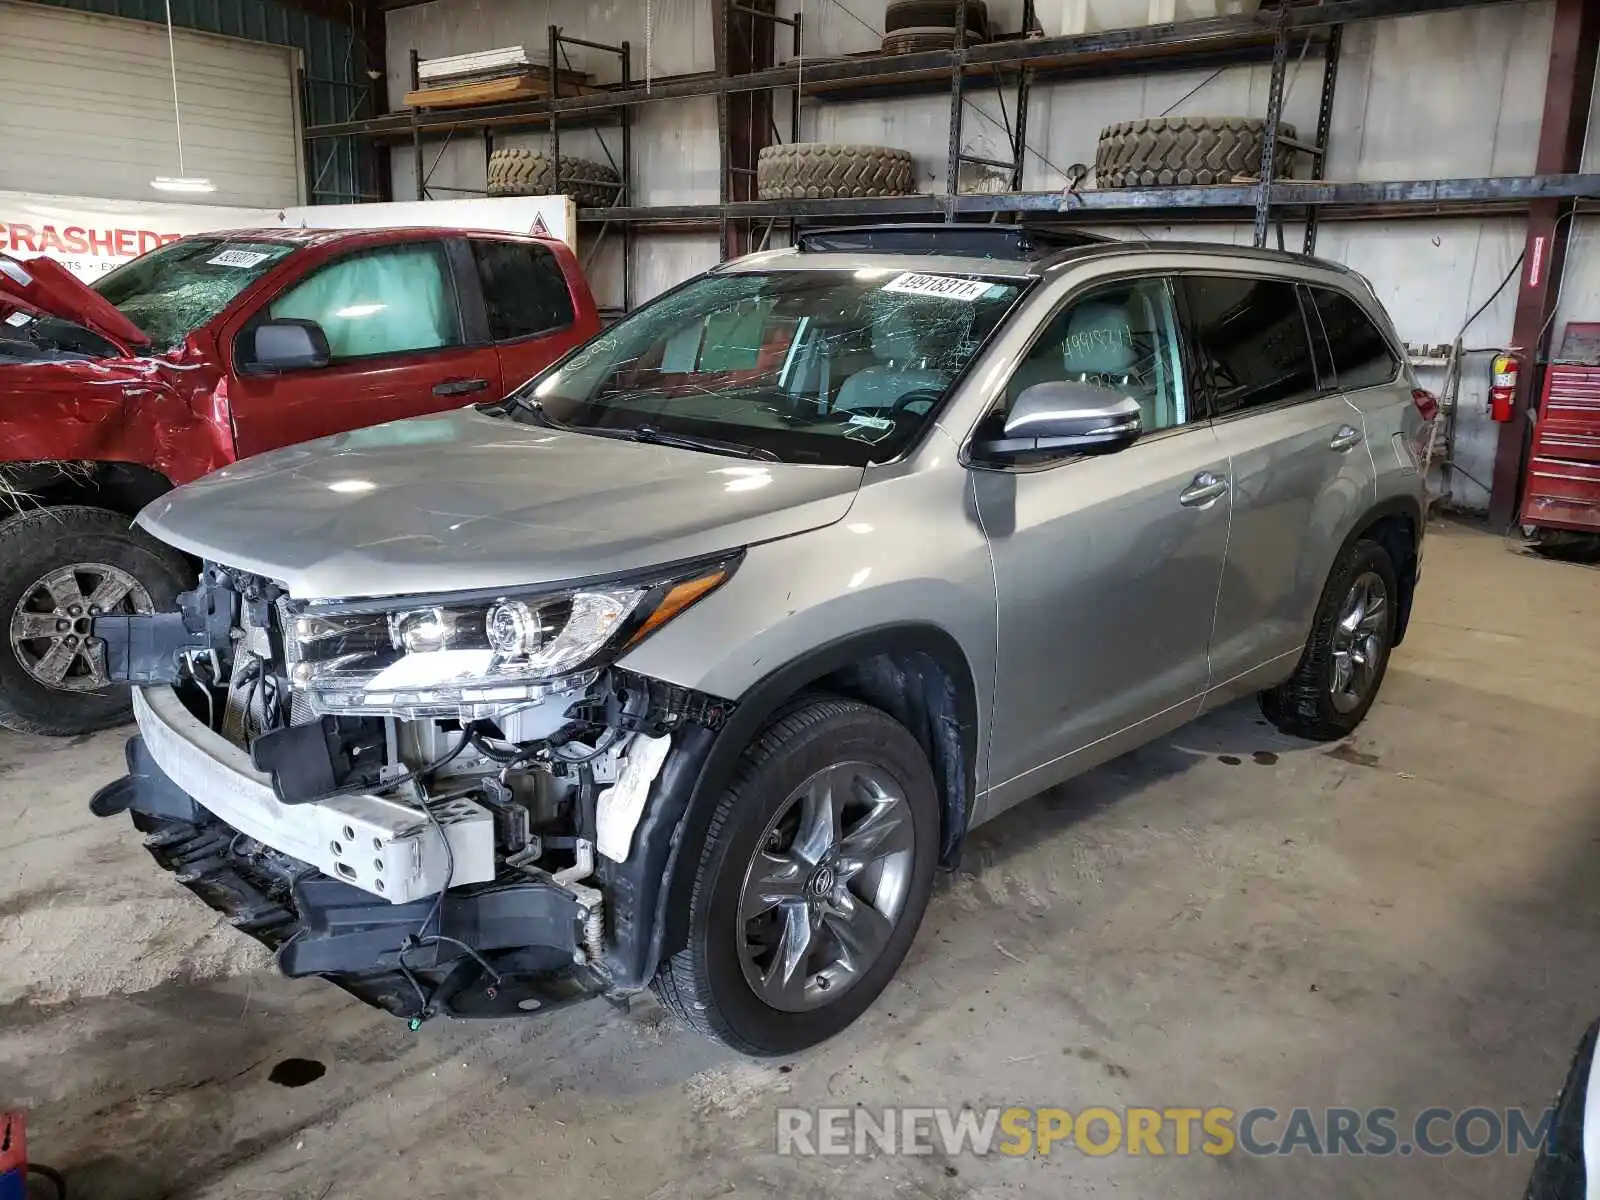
(92, 226, 1429, 1054)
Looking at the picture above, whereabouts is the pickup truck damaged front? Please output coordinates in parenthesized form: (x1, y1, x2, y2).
(90, 563, 734, 1022)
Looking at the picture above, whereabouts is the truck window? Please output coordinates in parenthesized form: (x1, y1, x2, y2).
(471, 240, 575, 341)
(268, 242, 463, 360)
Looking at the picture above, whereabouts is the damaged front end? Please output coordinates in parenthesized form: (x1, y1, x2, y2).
(90, 559, 735, 1023)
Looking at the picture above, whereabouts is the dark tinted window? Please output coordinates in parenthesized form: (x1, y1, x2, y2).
(1181, 275, 1319, 415)
(1310, 286, 1400, 392)
(472, 240, 574, 340)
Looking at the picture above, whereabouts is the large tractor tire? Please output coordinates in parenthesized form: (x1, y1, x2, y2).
(756, 144, 915, 200)
(486, 149, 621, 207)
(883, 0, 990, 45)
(1094, 116, 1300, 189)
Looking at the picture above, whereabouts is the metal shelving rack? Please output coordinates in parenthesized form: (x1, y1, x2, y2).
(304, 0, 1600, 299)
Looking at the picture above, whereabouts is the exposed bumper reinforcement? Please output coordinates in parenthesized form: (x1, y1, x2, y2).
(130, 685, 498, 904)
(92, 735, 606, 1020)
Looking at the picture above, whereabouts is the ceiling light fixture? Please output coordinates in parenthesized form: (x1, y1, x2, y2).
(151, 0, 214, 195)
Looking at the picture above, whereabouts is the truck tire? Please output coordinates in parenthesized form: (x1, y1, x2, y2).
(653, 697, 939, 1055)
(1259, 538, 1399, 742)
(884, 0, 989, 40)
(486, 149, 621, 207)
(756, 144, 915, 200)
(1094, 117, 1300, 188)
(0, 506, 192, 737)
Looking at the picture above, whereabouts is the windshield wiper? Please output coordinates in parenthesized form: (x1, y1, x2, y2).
(625, 425, 780, 461)
(505, 399, 778, 461)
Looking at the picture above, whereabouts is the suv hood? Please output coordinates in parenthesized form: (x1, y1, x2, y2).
(0, 253, 149, 351)
(137, 407, 864, 599)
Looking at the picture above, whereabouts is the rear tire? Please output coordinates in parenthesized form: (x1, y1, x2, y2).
(1259, 538, 1399, 742)
(0, 506, 192, 737)
(653, 698, 939, 1055)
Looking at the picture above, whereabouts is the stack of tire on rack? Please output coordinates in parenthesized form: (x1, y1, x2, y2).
(881, 0, 989, 53)
(486, 148, 621, 206)
(1093, 117, 1299, 188)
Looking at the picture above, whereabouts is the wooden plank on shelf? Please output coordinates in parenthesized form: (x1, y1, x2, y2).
(404, 67, 602, 111)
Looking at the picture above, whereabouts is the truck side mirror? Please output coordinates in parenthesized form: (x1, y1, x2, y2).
(245, 318, 331, 373)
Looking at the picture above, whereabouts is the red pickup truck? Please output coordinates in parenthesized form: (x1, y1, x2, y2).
(0, 226, 599, 735)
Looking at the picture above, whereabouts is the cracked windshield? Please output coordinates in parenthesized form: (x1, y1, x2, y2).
(96, 237, 295, 349)
(512, 268, 1026, 465)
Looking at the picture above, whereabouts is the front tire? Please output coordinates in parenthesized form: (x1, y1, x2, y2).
(0, 506, 192, 737)
(654, 698, 939, 1055)
(1260, 538, 1399, 741)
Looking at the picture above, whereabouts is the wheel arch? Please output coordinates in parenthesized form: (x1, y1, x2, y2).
(0, 461, 175, 519)
(1343, 495, 1423, 646)
(609, 622, 979, 991)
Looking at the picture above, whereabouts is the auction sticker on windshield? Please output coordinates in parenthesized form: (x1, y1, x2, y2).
(207, 248, 274, 269)
(882, 272, 990, 302)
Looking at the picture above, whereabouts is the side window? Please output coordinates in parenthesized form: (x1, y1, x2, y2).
(472, 240, 575, 341)
(1310, 286, 1401, 392)
(1005, 276, 1190, 433)
(267, 242, 461, 360)
(1181, 275, 1319, 416)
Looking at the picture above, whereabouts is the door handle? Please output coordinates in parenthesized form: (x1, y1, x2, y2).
(1329, 424, 1364, 452)
(433, 377, 490, 397)
(1178, 472, 1229, 508)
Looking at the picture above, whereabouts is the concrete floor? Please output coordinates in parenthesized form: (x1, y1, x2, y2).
(2, 518, 1597, 1199)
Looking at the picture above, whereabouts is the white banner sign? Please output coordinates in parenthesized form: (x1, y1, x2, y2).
(0, 190, 576, 282)
(270, 196, 575, 251)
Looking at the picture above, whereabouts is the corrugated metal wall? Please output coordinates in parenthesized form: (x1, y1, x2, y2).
(27, 0, 372, 201)
(387, 0, 1597, 511)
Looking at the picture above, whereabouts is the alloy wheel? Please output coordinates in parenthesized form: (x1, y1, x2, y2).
(1329, 570, 1388, 715)
(9, 562, 153, 692)
(737, 761, 916, 1012)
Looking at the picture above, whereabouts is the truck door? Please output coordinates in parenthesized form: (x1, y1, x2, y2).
(226, 238, 502, 457)
(468, 236, 599, 394)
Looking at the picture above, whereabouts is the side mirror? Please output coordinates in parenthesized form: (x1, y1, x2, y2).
(972, 380, 1143, 459)
(246, 318, 330, 373)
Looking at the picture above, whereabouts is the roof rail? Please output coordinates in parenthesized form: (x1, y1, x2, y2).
(795, 223, 1112, 260)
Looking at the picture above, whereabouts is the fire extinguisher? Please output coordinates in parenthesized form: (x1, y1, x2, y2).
(1488, 352, 1520, 422)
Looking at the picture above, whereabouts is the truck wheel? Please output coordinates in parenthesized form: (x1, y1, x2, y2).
(1260, 538, 1399, 742)
(654, 698, 939, 1055)
(0, 506, 192, 737)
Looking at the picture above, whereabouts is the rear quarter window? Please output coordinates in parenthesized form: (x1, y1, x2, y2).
(472, 240, 575, 341)
(1309, 287, 1401, 392)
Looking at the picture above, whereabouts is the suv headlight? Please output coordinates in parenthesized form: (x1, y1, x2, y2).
(282, 556, 738, 718)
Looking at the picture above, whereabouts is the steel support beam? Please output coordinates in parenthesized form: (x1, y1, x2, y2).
(1303, 25, 1343, 254)
(1253, 2, 1291, 248)
(1489, 0, 1600, 528)
(575, 175, 1600, 223)
(719, 0, 779, 259)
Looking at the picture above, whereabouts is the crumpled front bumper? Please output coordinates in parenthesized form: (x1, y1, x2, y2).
(90, 694, 606, 1020)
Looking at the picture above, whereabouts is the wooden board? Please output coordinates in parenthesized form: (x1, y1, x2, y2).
(405, 68, 602, 110)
